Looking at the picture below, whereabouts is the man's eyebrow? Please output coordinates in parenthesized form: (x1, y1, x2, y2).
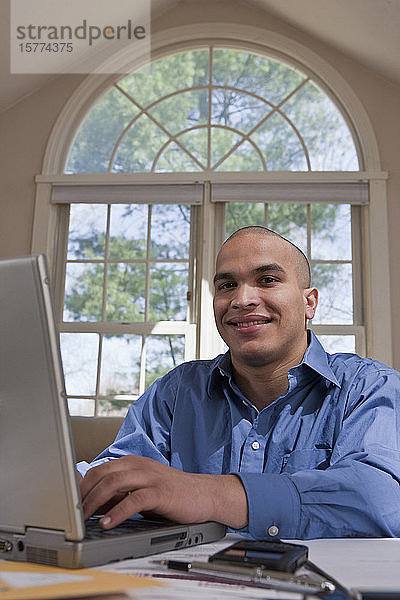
(253, 263, 286, 275)
(213, 272, 234, 284)
(213, 264, 286, 285)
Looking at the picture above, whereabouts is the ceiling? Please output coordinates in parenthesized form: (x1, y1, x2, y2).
(249, 0, 400, 84)
(1, 0, 400, 114)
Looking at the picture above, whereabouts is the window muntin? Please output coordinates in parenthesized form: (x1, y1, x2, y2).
(66, 47, 358, 174)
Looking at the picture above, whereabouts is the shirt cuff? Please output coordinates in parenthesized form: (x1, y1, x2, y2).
(235, 472, 301, 539)
(76, 456, 115, 477)
(76, 460, 91, 477)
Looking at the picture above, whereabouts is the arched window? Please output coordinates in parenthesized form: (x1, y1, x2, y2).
(41, 43, 376, 416)
(66, 48, 358, 174)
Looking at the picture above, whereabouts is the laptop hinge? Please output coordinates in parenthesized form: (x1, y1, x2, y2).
(25, 527, 67, 541)
(20, 527, 77, 566)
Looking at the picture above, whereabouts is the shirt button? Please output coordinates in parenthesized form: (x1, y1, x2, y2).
(268, 525, 279, 537)
(251, 441, 260, 450)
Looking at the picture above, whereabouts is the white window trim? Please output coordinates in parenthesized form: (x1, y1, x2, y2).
(32, 23, 392, 364)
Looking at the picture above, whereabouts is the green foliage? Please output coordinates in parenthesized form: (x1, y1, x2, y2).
(226, 203, 265, 232)
(211, 48, 305, 105)
(66, 87, 139, 173)
(65, 239, 187, 323)
(65, 261, 104, 321)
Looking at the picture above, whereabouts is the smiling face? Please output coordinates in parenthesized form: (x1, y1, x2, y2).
(213, 231, 318, 373)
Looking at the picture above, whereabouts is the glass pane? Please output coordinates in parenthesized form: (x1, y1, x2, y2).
(311, 204, 352, 260)
(155, 142, 204, 172)
(67, 204, 107, 260)
(100, 335, 142, 397)
(225, 203, 265, 236)
(215, 140, 265, 171)
(149, 263, 188, 321)
(282, 81, 359, 171)
(65, 87, 139, 173)
(111, 115, 169, 173)
(64, 262, 104, 321)
(149, 90, 209, 135)
(67, 398, 95, 417)
(151, 204, 190, 259)
(109, 204, 148, 260)
(316, 334, 356, 354)
(211, 89, 270, 133)
(211, 128, 265, 171)
(174, 129, 208, 169)
(212, 49, 306, 105)
(118, 50, 209, 107)
(253, 113, 309, 171)
(60, 333, 99, 396)
(98, 398, 132, 417)
(312, 264, 353, 324)
(145, 335, 185, 389)
(268, 203, 307, 255)
(106, 263, 146, 322)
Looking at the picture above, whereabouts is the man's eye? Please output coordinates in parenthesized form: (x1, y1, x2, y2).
(260, 276, 277, 284)
(218, 281, 236, 290)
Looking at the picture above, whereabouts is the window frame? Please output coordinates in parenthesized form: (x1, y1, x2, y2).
(34, 170, 390, 365)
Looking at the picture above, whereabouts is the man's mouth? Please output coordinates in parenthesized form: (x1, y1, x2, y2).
(228, 318, 272, 328)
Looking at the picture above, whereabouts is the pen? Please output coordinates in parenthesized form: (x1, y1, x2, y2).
(155, 559, 336, 595)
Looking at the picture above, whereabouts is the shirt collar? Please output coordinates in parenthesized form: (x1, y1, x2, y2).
(207, 352, 233, 396)
(297, 330, 341, 387)
(208, 330, 341, 393)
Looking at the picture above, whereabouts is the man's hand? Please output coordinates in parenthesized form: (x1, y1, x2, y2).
(79, 455, 248, 530)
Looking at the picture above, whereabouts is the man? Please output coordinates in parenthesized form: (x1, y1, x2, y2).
(78, 226, 400, 539)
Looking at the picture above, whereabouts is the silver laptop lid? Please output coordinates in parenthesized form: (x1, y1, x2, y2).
(0, 255, 84, 540)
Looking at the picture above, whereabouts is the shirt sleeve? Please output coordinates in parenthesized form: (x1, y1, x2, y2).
(236, 368, 400, 539)
(76, 369, 178, 477)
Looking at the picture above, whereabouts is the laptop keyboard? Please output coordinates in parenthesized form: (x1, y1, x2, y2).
(85, 516, 173, 539)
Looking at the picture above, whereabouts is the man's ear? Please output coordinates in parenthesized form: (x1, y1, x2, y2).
(304, 287, 318, 320)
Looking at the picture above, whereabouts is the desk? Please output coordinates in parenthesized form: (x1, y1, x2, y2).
(305, 537, 400, 595)
(2, 536, 399, 599)
(96, 535, 400, 599)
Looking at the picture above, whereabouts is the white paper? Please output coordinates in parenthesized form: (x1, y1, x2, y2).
(304, 537, 400, 592)
(0, 571, 90, 589)
(128, 578, 302, 600)
(101, 535, 302, 600)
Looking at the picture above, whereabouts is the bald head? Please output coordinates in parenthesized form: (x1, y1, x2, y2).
(223, 226, 311, 288)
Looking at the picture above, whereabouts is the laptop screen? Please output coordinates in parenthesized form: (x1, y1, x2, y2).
(0, 255, 84, 540)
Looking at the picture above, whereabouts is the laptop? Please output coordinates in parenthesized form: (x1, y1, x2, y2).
(0, 254, 226, 569)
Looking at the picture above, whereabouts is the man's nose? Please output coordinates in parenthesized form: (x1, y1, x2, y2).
(231, 284, 260, 308)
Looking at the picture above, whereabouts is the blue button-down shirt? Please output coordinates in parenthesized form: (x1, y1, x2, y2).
(78, 332, 400, 539)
